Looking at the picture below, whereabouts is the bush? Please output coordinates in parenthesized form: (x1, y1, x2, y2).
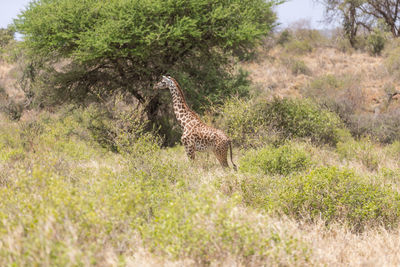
(215, 97, 272, 148)
(0, 27, 15, 55)
(290, 59, 311, 75)
(239, 143, 312, 175)
(346, 111, 400, 144)
(80, 96, 160, 154)
(277, 29, 291, 46)
(217, 97, 347, 147)
(367, 29, 386, 56)
(284, 40, 313, 54)
(337, 37, 355, 54)
(336, 137, 380, 171)
(0, 99, 23, 121)
(384, 41, 400, 79)
(219, 167, 400, 232)
(264, 98, 346, 146)
(281, 56, 311, 76)
(278, 167, 400, 231)
(303, 74, 364, 125)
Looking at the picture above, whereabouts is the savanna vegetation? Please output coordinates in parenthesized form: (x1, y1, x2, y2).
(1, 0, 400, 265)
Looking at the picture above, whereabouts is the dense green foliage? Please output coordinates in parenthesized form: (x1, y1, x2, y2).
(219, 167, 400, 232)
(239, 143, 312, 175)
(15, 0, 277, 113)
(219, 97, 347, 147)
(367, 29, 386, 55)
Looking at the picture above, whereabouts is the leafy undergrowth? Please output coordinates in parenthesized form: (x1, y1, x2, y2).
(239, 142, 312, 175)
(0, 110, 310, 266)
(220, 167, 400, 232)
(1, 102, 400, 265)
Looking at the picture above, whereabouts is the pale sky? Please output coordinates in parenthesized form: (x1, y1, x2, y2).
(276, 0, 330, 29)
(0, 0, 331, 30)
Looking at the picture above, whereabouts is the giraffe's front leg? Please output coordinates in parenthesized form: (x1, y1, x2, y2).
(182, 136, 195, 160)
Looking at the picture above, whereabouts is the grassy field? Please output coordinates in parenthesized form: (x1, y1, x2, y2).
(1, 28, 400, 266)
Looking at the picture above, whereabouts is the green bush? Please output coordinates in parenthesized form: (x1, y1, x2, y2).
(218, 97, 347, 147)
(308, 74, 344, 93)
(367, 29, 386, 56)
(216, 97, 271, 147)
(265, 98, 346, 146)
(336, 137, 380, 171)
(277, 29, 291, 46)
(0, 27, 15, 56)
(290, 59, 311, 75)
(278, 167, 400, 231)
(285, 40, 313, 54)
(80, 97, 161, 154)
(239, 143, 312, 175)
(336, 37, 355, 53)
(219, 167, 400, 232)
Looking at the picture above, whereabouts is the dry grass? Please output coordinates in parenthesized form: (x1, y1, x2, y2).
(297, 221, 400, 266)
(242, 46, 400, 114)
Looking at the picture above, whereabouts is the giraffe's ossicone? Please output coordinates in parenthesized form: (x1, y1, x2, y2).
(154, 75, 237, 170)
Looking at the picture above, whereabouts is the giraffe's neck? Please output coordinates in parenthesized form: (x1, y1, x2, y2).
(168, 80, 200, 129)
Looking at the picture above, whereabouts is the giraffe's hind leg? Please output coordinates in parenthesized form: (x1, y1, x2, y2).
(214, 144, 229, 168)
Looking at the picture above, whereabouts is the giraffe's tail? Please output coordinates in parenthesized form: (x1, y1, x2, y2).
(229, 141, 237, 171)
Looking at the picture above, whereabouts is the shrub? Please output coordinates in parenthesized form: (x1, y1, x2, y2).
(219, 167, 400, 232)
(384, 41, 400, 79)
(0, 99, 23, 121)
(217, 97, 347, 147)
(0, 27, 15, 55)
(337, 37, 355, 54)
(264, 98, 346, 146)
(239, 143, 312, 175)
(277, 29, 291, 46)
(367, 29, 386, 56)
(281, 56, 311, 76)
(303, 74, 364, 125)
(290, 59, 311, 75)
(81, 96, 160, 154)
(277, 167, 400, 231)
(215, 97, 272, 148)
(285, 40, 313, 54)
(336, 137, 380, 171)
(347, 111, 400, 144)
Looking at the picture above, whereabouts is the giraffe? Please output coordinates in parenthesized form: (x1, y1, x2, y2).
(154, 75, 237, 170)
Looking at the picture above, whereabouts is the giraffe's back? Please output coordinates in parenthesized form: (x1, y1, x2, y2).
(189, 124, 230, 152)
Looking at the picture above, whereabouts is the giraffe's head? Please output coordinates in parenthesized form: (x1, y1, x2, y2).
(154, 75, 174, 90)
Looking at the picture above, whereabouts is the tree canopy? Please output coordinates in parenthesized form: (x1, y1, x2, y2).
(15, 0, 278, 114)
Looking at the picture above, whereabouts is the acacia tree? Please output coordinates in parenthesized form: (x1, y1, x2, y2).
(15, 0, 278, 118)
(317, 0, 400, 46)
